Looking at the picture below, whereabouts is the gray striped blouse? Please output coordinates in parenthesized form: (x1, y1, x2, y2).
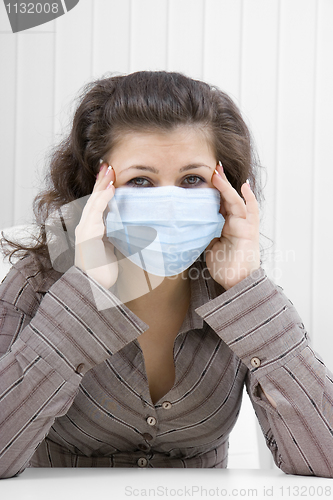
(0, 254, 333, 478)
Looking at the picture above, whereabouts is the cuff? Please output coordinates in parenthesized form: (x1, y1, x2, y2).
(195, 268, 307, 375)
(20, 266, 148, 379)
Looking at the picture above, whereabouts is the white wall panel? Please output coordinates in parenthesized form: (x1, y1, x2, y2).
(14, 33, 55, 225)
(0, 0, 12, 32)
(240, 1, 281, 469)
(0, 31, 17, 228)
(93, 0, 131, 77)
(54, 1, 94, 137)
(274, 0, 317, 331)
(130, 0, 168, 72)
(240, 0, 280, 280)
(228, 389, 260, 468)
(312, 0, 333, 359)
(167, 0, 204, 79)
(203, 0, 242, 101)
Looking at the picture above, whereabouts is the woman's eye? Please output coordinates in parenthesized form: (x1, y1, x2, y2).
(126, 175, 205, 187)
(127, 177, 153, 187)
(182, 175, 205, 187)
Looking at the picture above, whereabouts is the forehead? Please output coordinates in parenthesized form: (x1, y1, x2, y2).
(108, 126, 215, 162)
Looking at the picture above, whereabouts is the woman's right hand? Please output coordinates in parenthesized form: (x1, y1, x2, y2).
(74, 163, 118, 290)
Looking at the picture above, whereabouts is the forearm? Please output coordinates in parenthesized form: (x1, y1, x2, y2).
(0, 265, 146, 478)
(196, 267, 333, 477)
(0, 339, 81, 478)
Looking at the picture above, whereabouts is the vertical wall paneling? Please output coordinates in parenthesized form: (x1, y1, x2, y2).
(203, 0, 242, 102)
(312, 0, 333, 361)
(240, 0, 280, 281)
(54, 0, 94, 138)
(0, 26, 17, 228)
(167, 0, 205, 79)
(0, 0, 11, 32)
(274, 0, 317, 329)
(14, 32, 55, 226)
(130, 0, 168, 72)
(228, 387, 260, 468)
(240, 1, 281, 469)
(93, 0, 131, 78)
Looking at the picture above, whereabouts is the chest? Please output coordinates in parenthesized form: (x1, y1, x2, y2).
(50, 330, 247, 459)
(137, 317, 184, 405)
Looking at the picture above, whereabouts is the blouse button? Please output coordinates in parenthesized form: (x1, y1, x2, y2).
(75, 363, 86, 375)
(250, 357, 261, 368)
(162, 401, 172, 409)
(142, 433, 153, 441)
(138, 443, 150, 451)
(137, 457, 148, 467)
(147, 416, 157, 426)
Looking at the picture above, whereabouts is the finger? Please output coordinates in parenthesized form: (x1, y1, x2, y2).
(211, 166, 227, 218)
(81, 168, 116, 229)
(240, 181, 259, 223)
(212, 171, 247, 219)
(95, 162, 108, 184)
(94, 164, 115, 192)
(217, 163, 258, 220)
(216, 162, 230, 184)
(219, 199, 227, 219)
(86, 182, 115, 217)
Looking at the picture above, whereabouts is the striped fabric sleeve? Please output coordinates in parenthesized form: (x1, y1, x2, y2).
(195, 267, 333, 478)
(0, 263, 147, 479)
(19, 265, 149, 378)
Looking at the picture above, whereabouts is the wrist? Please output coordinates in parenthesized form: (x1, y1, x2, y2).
(215, 264, 261, 290)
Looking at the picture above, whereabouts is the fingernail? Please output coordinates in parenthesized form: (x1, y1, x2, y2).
(105, 165, 112, 176)
(218, 161, 224, 172)
(99, 164, 104, 172)
(246, 179, 250, 184)
(214, 168, 220, 176)
(106, 180, 114, 189)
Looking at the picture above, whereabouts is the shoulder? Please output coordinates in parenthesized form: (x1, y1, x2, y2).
(0, 253, 63, 316)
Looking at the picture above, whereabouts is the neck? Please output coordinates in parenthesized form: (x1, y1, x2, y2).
(112, 249, 191, 317)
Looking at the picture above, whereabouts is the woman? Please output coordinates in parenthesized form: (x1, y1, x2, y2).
(0, 71, 332, 478)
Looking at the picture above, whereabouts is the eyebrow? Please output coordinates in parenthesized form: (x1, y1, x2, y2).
(124, 164, 213, 174)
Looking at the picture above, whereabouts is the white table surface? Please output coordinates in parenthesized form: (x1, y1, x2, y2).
(1, 468, 332, 499)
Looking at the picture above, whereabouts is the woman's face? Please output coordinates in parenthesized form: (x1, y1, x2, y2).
(106, 126, 217, 189)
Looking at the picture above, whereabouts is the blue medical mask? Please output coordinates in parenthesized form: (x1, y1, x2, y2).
(105, 186, 224, 277)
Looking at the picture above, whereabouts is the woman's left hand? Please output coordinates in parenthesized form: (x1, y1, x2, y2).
(205, 163, 261, 290)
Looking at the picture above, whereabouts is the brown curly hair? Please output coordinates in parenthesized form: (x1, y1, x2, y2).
(1, 70, 262, 269)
